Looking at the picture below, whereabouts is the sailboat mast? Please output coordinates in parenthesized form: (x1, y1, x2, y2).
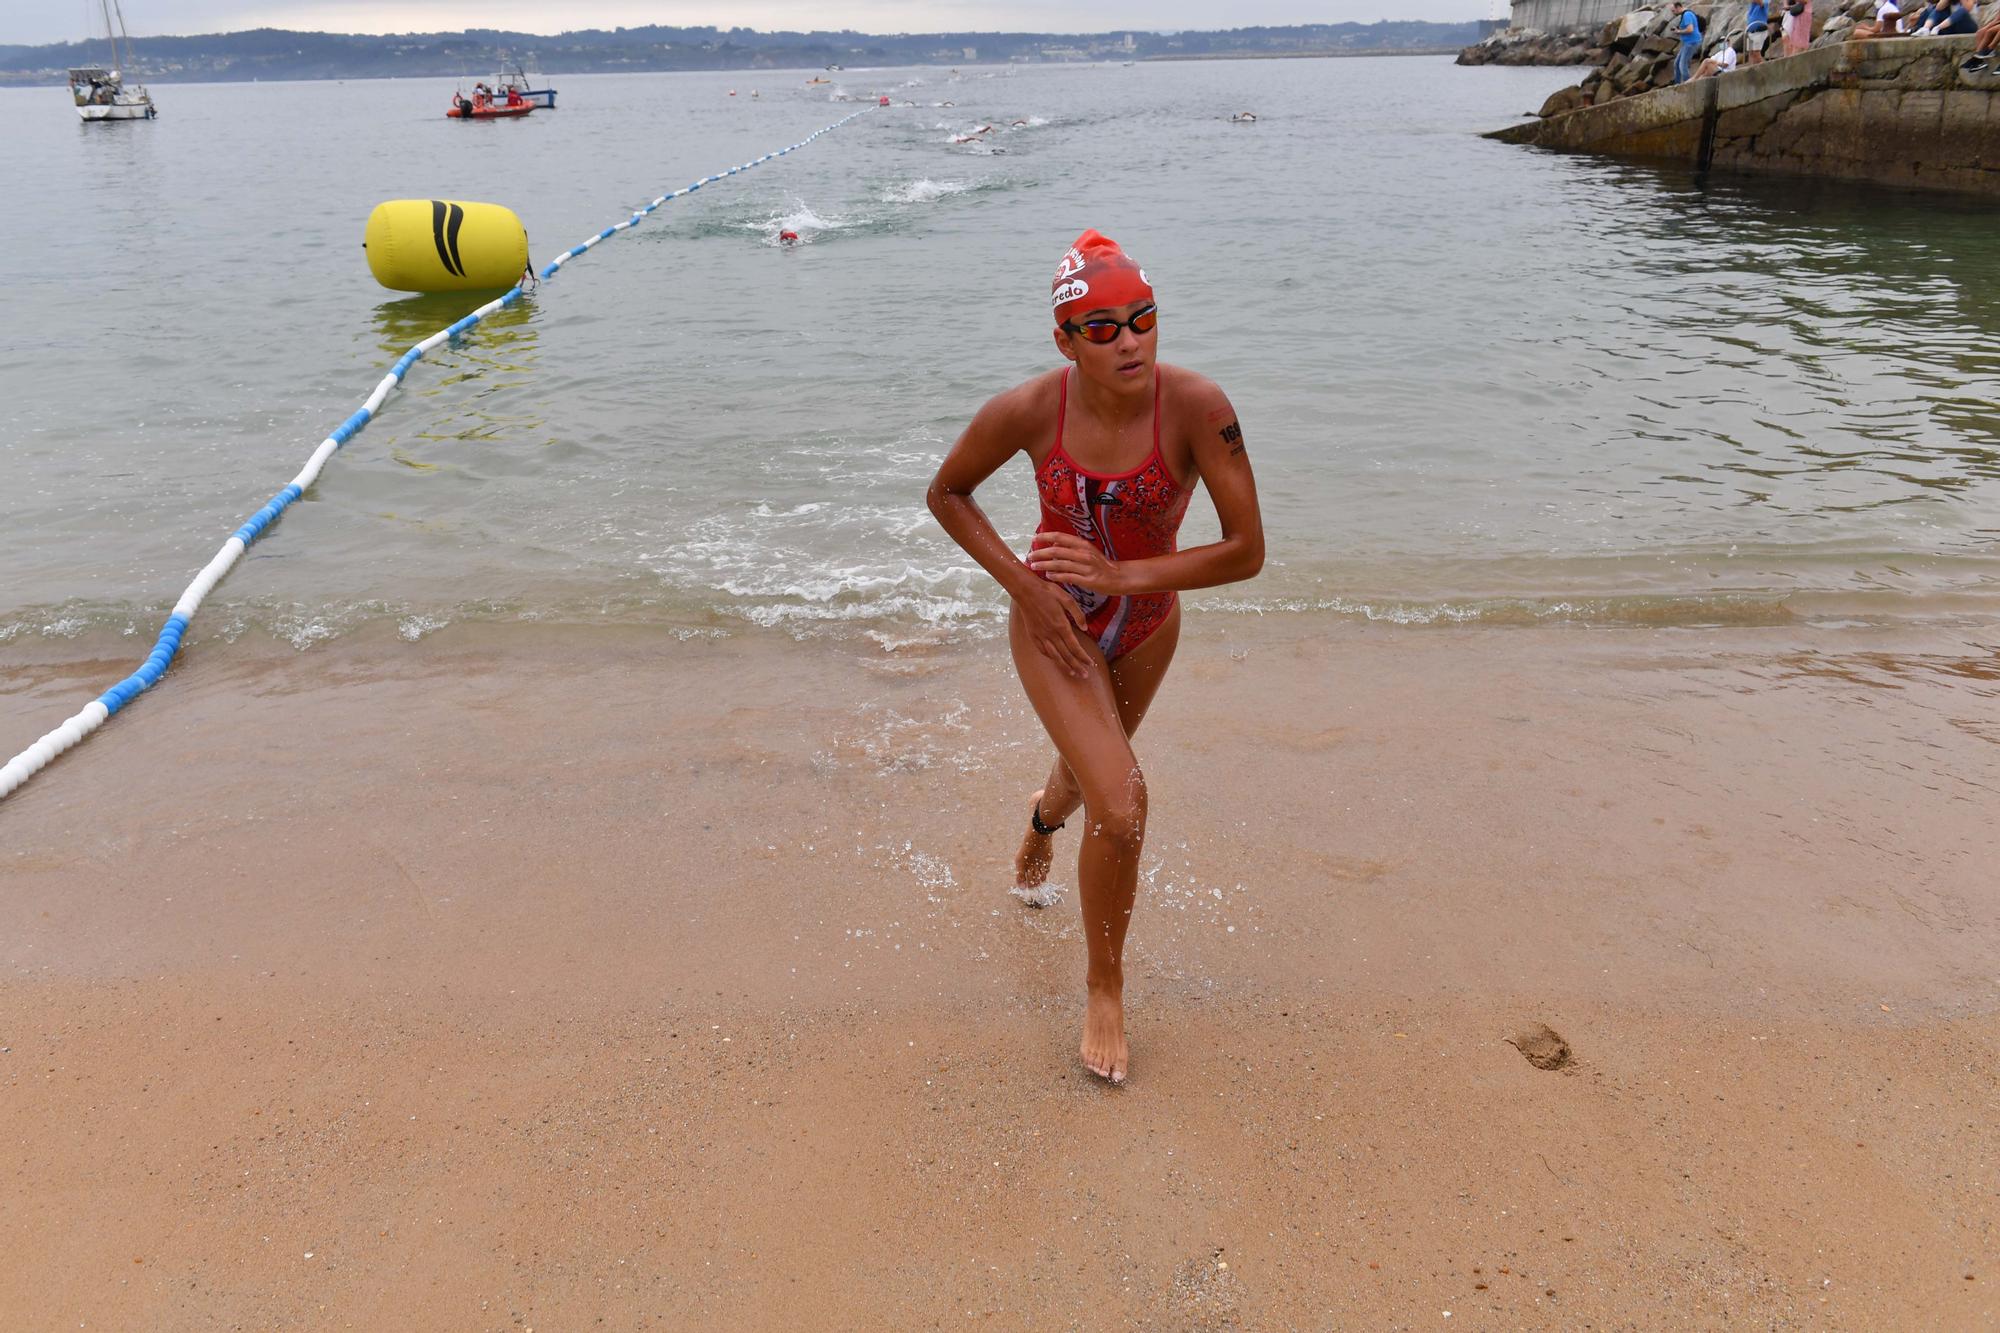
(108, 0, 134, 73)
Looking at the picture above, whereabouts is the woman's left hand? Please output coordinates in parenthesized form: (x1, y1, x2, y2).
(1027, 531, 1126, 593)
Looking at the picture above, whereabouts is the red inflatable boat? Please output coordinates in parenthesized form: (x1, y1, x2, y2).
(447, 88, 534, 119)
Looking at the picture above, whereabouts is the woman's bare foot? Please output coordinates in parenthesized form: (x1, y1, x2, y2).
(1080, 984, 1128, 1084)
(1012, 789, 1057, 905)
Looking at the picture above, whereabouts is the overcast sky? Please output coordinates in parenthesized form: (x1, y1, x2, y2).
(11, 0, 1494, 47)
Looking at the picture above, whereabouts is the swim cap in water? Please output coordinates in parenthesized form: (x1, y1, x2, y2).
(1051, 229, 1152, 326)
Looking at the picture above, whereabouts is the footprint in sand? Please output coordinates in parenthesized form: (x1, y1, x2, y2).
(1508, 1021, 1573, 1071)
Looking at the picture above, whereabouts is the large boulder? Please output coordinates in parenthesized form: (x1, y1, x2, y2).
(1605, 8, 1661, 48)
(1539, 84, 1593, 116)
(1703, 1, 1751, 47)
(1617, 51, 1668, 89)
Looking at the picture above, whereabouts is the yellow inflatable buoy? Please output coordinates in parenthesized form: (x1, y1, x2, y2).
(363, 199, 528, 293)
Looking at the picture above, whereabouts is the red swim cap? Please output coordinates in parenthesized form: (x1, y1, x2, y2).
(1051, 229, 1152, 326)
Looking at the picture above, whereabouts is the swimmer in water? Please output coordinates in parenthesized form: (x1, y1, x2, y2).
(926, 231, 1266, 1085)
(778, 229, 799, 245)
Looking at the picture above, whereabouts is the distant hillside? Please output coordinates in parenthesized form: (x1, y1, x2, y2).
(0, 22, 1481, 84)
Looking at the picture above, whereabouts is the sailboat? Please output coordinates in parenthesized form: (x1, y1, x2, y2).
(67, 0, 156, 121)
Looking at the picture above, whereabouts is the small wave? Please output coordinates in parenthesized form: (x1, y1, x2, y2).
(1198, 591, 1803, 629)
(397, 613, 450, 642)
(734, 594, 1000, 634)
(744, 201, 851, 246)
(878, 178, 971, 205)
(0, 615, 82, 643)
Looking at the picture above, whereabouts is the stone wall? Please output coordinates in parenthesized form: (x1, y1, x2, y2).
(1511, 0, 1645, 31)
(1488, 37, 2000, 195)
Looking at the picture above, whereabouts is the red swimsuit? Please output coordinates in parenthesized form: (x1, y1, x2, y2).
(1034, 367, 1192, 661)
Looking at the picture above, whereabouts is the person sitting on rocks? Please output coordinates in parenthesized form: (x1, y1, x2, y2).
(1850, 0, 1905, 39)
(1959, 3, 2000, 66)
(1694, 40, 1741, 75)
(1934, 0, 1980, 35)
(1745, 0, 1773, 61)
(1672, 0, 1705, 81)
(1908, 0, 1950, 30)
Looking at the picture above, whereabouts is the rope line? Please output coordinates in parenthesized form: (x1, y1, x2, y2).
(1, 106, 875, 802)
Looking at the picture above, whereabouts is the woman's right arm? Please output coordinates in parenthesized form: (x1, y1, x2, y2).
(926, 386, 1097, 677)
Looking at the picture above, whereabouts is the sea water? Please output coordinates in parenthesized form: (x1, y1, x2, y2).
(3, 57, 1997, 651)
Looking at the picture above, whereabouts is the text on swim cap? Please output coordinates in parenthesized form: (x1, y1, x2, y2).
(1051, 278, 1089, 309)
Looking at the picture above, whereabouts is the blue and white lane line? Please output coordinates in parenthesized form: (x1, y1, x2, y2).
(0, 106, 876, 802)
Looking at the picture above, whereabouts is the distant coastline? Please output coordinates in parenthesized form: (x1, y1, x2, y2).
(1147, 47, 1466, 60)
(0, 21, 1483, 86)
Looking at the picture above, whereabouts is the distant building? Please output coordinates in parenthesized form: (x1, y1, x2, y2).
(1508, 0, 1640, 31)
(962, 46, 977, 60)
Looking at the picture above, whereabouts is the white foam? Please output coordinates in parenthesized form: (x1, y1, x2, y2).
(892, 843, 958, 894)
(278, 616, 338, 651)
(747, 200, 851, 246)
(1011, 881, 1064, 908)
(878, 178, 971, 205)
(397, 613, 450, 642)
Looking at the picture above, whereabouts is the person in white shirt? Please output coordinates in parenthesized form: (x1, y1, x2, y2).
(1853, 0, 1904, 37)
(1693, 42, 1741, 77)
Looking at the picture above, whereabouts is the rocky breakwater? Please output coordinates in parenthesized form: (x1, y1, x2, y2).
(1537, 6, 1723, 115)
(1457, 27, 1607, 65)
(1534, 0, 1998, 115)
(1489, 35, 2000, 195)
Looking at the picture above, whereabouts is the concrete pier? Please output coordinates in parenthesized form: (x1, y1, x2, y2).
(1489, 37, 2000, 195)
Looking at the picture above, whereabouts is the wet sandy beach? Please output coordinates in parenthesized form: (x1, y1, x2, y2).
(3, 617, 1996, 1327)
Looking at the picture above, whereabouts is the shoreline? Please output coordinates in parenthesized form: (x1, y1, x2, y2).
(4, 616, 1996, 1323)
(0, 49, 1470, 89)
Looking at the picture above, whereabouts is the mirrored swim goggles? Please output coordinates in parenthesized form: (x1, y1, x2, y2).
(1061, 305, 1158, 344)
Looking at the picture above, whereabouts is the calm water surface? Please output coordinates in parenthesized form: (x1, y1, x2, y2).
(3, 58, 1997, 649)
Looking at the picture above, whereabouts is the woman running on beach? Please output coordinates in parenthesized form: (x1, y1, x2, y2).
(926, 230, 1265, 1084)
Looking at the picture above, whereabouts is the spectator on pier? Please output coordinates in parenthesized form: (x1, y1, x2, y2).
(1694, 40, 1740, 74)
(1851, 0, 1904, 38)
(1672, 0, 1705, 81)
(1781, 0, 1815, 54)
(1745, 0, 1773, 61)
(1959, 1, 2000, 66)
(1934, 0, 1980, 33)
(1908, 0, 1947, 29)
